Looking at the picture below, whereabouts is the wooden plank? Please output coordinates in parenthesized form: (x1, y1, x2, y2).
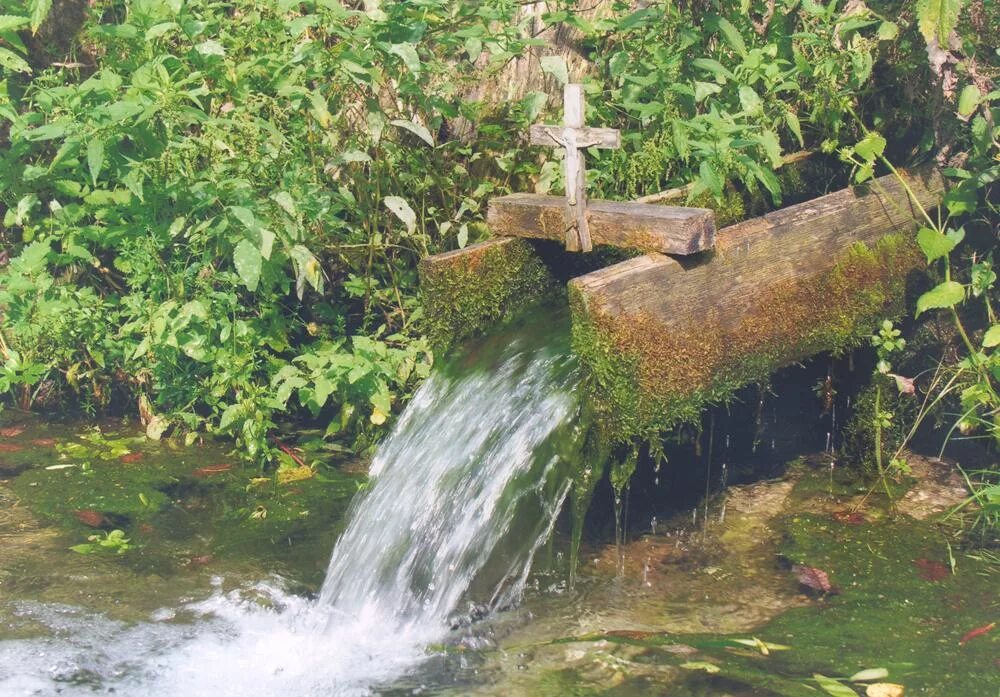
(418, 237, 554, 352)
(529, 125, 621, 149)
(488, 194, 715, 255)
(572, 168, 944, 324)
(568, 166, 946, 441)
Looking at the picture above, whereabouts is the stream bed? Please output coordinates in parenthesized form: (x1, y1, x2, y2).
(1, 413, 998, 696)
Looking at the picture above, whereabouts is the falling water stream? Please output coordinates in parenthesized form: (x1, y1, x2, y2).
(0, 317, 585, 696)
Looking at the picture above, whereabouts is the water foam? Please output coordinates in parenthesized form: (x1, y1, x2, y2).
(0, 325, 582, 696)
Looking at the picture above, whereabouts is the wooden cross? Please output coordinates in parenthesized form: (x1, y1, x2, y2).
(529, 84, 620, 252)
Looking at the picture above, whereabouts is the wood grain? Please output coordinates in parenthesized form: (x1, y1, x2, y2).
(488, 194, 716, 255)
(571, 168, 945, 332)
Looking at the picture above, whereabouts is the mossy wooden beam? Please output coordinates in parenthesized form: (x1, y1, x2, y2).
(418, 237, 555, 353)
(487, 194, 715, 254)
(569, 167, 945, 442)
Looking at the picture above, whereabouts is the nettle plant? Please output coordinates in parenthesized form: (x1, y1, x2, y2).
(0, 0, 543, 461)
(572, 0, 897, 202)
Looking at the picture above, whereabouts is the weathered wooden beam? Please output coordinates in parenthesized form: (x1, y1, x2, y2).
(418, 238, 554, 353)
(569, 167, 946, 441)
(488, 194, 715, 255)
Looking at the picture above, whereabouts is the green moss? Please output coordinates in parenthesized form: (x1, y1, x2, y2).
(418, 238, 556, 354)
(572, 234, 924, 446)
(765, 514, 1000, 695)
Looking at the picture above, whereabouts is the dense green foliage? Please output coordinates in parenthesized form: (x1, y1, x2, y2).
(0, 0, 996, 472)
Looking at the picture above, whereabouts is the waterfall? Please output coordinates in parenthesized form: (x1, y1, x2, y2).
(0, 316, 584, 696)
(317, 324, 581, 631)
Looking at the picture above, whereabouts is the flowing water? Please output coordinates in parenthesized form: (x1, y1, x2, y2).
(0, 317, 584, 696)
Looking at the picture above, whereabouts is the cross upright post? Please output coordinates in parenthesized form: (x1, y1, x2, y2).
(529, 83, 620, 252)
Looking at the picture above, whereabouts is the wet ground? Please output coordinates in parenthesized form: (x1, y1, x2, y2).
(1, 413, 998, 696)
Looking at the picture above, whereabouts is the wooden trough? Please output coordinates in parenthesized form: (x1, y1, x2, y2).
(420, 166, 945, 442)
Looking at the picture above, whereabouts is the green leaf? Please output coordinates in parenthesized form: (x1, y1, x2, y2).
(916, 281, 965, 316)
(271, 191, 297, 217)
(540, 55, 568, 86)
(785, 111, 804, 147)
(383, 196, 416, 235)
(813, 674, 859, 697)
(389, 43, 421, 75)
(691, 58, 733, 81)
(28, 0, 51, 32)
(390, 119, 434, 147)
(699, 160, 723, 197)
(758, 130, 782, 168)
(196, 39, 225, 56)
(145, 21, 179, 40)
(0, 15, 30, 32)
(877, 21, 899, 40)
(716, 18, 747, 57)
(916, 226, 956, 263)
(854, 132, 886, 161)
(694, 81, 722, 102)
(849, 668, 889, 682)
(982, 325, 1000, 348)
(86, 138, 105, 187)
(464, 36, 482, 63)
(916, 0, 963, 45)
(958, 84, 981, 117)
(738, 85, 763, 116)
(0, 46, 31, 74)
(233, 239, 262, 292)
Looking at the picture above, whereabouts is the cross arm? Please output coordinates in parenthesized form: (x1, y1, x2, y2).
(529, 124, 621, 149)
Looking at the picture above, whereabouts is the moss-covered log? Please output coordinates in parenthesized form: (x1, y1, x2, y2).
(569, 168, 945, 442)
(418, 238, 555, 353)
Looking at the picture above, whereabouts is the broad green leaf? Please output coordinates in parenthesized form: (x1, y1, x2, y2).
(916, 0, 963, 44)
(389, 43, 421, 75)
(958, 84, 981, 117)
(28, 0, 51, 32)
(0, 15, 30, 32)
(383, 196, 416, 235)
(229, 206, 257, 231)
(877, 21, 899, 40)
(310, 90, 331, 128)
(233, 239, 262, 292)
(916, 280, 965, 316)
(390, 119, 434, 147)
(694, 81, 721, 102)
(271, 191, 297, 216)
(24, 122, 67, 141)
(758, 130, 782, 168)
(983, 325, 1000, 348)
(145, 22, 179, 40)
(849, 668, 889, 682)
(196, 39, 225, 56)
(916, 226, 956, 262)
(0, 46, 30, 74)
(87, 138, 105, 187)
(699, 160, 723, 197)
(540, 55, 568, 86)
(691, 58, 733, 81)
(813, 674, 859, 697)
(738, 85, 763, 115)
(854, 132, 886, 161)
(716, 18, 746, 57)
(464, 36, 482, 63)
(785, 110, 804, 147)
